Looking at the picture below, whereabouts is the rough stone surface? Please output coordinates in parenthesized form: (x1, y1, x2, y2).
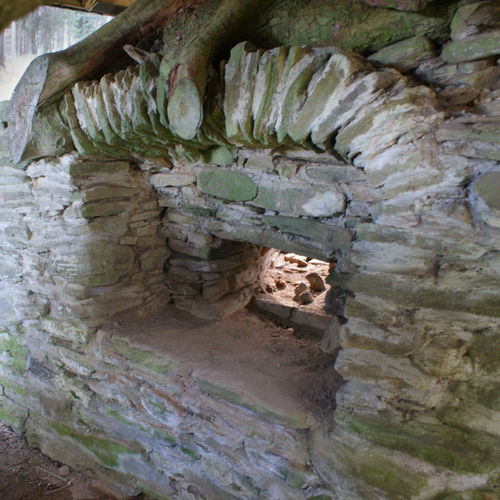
(450, 2, 500, 41)
(361, 0, 433, 11)
(441, 30, 500, 63)
(197, 170, 258, 201)
(368, 35, 434, 71)
(1, 13, 500, 500)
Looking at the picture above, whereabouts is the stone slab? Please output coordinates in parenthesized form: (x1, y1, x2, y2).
(368, 36, 434, 72)
(442, 30, 500, 63)
(105, 305, 328, 428)
(197, 170, 258, 201)
(253, 178, 346, 217)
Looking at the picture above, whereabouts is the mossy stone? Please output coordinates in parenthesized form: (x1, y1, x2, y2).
(111, 337, 178, 375)
(437, 119, 500, 145)
(442, 31, 500, 63)
(254, 184, 345, 217)
(367, 35, 434, 71)
(310, 426, 428, 497)
(209, 220, 330, 260)
(50, 242, 134, 287)
(450, 2, 500, 41)
(196, 378, 308, 428)
(288, 50, 363, 146)
(198, 170, 257, 201)
(348, 273, 500, 317)
(50, 422, 142, 468)
(202, 146, 235, 165)
(0, 401, 27, 431)
(472, 172, 500, 211)
(81, 200, 130, 218)
(83, 186, 136, 202)
(0, 330, 27, 375)
(0, 377, 28, 397)
(336, 411, 500, 474)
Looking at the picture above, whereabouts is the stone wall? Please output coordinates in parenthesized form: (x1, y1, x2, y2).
(0, 2, 500, 499)
(154, 152, 358, 319)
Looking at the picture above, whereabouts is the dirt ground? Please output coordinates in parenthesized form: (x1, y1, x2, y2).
(0, 424, 147, 500)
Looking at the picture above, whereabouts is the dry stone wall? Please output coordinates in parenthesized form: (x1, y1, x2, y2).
(0, 2, 499, 499)
(153, 151, 359, 319)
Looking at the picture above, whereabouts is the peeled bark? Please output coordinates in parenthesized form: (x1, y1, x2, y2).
(160, 0, 274, 139)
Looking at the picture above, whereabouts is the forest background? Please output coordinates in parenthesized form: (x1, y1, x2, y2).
(0, 6, 110, 100)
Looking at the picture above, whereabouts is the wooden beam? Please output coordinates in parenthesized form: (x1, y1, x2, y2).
(100, 0, 134, 7)
(49, 0, 134, 12)
(9, 0, 203, 163)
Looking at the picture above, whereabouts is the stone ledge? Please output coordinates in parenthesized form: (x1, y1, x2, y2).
(101, 305, 340, 428)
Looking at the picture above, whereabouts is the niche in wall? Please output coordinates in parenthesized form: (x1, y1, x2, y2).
(251, 250, 335, 338)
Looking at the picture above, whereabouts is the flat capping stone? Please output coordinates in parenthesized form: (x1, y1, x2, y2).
(104, 305, 342, 428)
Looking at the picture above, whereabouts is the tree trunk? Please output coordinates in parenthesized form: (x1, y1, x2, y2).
(0, 31, 4, 69)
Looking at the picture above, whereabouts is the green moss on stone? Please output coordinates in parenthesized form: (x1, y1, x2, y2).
(347, 273, 500, 317)
(442, 31, 500, 63)
(57, 243, 134, 287)
(104, 409, 134, 427)
(468, 327, 500, 376)
(337, 411, 500, 474)
(196, 378, 307, 428)
(312, 426, 428, 497)
(81, 200, 130, 219)
(105, 409, 176, 446)
(111, 338, 178, 375)
(257, 0, 455, 54)
(0, 404, 26, 430)
(41, 317, 92, 345)
(152, 430, 176, 446)
(180, 204, 213, 217)
(197, 170, 258, 201)
(437, 120, 500, 145)
(368, 35, 434, 72)
(202, 146, 235, 165)
(0, 330, 27, 375)
(0, 378, 28, 396)
(180, 446, 199, 461)
(50, 422, 141, 468)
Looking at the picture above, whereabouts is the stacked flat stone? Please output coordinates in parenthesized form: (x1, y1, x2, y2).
(147, 151, 358, 319)
(416, 1, 500, 90)
(0, 7, 499, 499)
